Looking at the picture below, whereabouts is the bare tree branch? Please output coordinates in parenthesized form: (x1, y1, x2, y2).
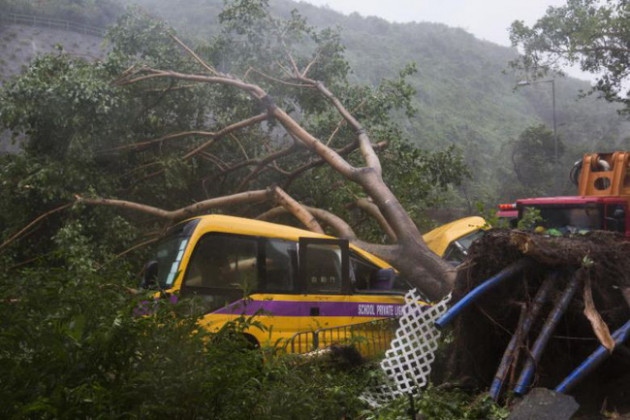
(296, 77, 382, 176)
(282, 141, 387, 190)
(246, 66, 313, 88)
(170, 33, 219, 76)
(230, 133, 250, 161)
(301, 50, 321, 78)
(0, 203, 72, 252)
(236, 144, 298, 191)
(76, 190, 269, 221)
(97, 236, 160, 271)
(200, 151, 228, 171)
(269, 186, 324, 234)
(325, 98, 367, 146)
(182, 113, 268, 160)
(255, 205, 400, 263)
(105, 130, 220, 153)
(116, 68, 267, 100)
(257, 205, 357, 240)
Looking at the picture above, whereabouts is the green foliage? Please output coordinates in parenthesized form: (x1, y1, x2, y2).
(0, 4, 479, 417)
(517, 207, 543, 230)
(3, 0, 629, 208)
(0, 261, 371, 419)
(510, 0, 630, 112)
(363, 385, 509, 420)
(474, 202, 510, 229)
(0, 1, 471, 268)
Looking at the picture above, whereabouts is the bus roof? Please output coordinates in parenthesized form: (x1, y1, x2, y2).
(188, 214, 393, 269)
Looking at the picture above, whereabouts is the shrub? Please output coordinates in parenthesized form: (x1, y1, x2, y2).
(0, 265, 370, 419)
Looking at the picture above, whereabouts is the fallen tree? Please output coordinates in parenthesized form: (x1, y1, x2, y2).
(0, 1, 469, 300)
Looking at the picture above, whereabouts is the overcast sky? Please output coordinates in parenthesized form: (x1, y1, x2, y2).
(300, 0, 590, 80)
(300, 0, 566, 46)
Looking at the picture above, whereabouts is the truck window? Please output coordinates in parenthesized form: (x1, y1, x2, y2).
(605, 204, 626, 233)
(443, 229, 484, 265)
(349, 254, 397, 292)
(443, 243, 467, 265)
(184, 234, 259, 293)
(526, 205, 603, 232)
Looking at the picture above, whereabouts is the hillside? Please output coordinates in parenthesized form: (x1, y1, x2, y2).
(0, 10, 107, 153)
(1, 0, 629, 206)
(108, 0, 630, 203)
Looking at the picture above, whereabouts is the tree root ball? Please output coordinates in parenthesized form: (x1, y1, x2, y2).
(444, 229, 630, 413)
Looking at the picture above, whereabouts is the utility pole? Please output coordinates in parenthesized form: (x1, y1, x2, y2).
(516, 79, 558, 162)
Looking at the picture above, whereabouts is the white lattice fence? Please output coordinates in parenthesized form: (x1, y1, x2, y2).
(362, 289, 451, 407)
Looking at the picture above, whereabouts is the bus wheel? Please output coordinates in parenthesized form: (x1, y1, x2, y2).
(242, 334, 259, 349)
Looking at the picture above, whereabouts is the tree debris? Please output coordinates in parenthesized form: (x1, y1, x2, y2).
(583, 276, 615, 352)
(445, 229, 630, 413)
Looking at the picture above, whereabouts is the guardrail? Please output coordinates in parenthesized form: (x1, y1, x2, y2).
(286, 318, 398, 357)
(0, 10, 106, 37)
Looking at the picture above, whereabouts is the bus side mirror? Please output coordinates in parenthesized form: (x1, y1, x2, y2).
(141, 260, 159, 289)
(370, 268, 396, 290)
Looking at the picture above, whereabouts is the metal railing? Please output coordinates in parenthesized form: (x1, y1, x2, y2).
(0, 11, 106, 37)
(287, 318, 399, 357)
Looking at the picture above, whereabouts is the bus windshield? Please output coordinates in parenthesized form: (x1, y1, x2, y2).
(153, 219, 200, 289)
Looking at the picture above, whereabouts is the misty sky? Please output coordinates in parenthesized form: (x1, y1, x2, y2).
(300, 0, 566, 46)
(300, 0, 591, 80)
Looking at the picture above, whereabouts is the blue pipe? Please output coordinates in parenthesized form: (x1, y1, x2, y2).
(489, 272, 558, 401)
(434, 258, 530, 330)
(555, 319, 630, 394)
(513, 273, 581, 394)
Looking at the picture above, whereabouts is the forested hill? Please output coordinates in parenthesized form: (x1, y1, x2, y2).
(2, 0, 629, 205)
(124, 0, 630, 202)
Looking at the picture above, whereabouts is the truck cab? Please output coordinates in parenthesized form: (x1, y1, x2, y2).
(508, 152, 630, 236)
(517, 196, 627, 235)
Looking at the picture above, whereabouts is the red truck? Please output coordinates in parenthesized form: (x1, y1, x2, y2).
(498, 152, 630, 235)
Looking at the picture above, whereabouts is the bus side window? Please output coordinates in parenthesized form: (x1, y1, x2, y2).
(351, 255, 378, 290)
(264, 239, 297, 292)
(184, 234, 258, 292)
(351, 254, 396, 292)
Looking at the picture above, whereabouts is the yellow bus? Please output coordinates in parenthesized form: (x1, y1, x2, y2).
(144, 215, 414, 354)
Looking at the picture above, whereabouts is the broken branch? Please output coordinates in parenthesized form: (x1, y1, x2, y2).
(75, 190, 268, 221)
(268, 186, 324, 234)
(0, 203, 72, 252)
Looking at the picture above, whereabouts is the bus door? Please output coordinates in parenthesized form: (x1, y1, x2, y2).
(348, 253, 403, 355)
(298, 237, 350, 336)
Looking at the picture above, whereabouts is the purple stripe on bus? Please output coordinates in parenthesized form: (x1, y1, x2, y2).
(212, 299, 429, 317)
